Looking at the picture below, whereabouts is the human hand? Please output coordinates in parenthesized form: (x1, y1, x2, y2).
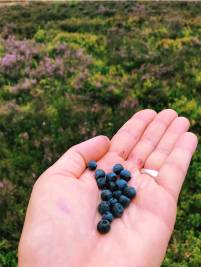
(18, 109, 198, 267)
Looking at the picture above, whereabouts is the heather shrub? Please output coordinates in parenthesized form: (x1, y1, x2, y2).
(0, 2, 200, 267)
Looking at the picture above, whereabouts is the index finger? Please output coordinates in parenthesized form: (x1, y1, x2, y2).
(109, 109, 157, 160)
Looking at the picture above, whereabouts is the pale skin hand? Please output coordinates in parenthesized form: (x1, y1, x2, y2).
(18, 109, 198, 267)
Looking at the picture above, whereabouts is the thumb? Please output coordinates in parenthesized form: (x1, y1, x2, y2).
(45, 135, 110, 178)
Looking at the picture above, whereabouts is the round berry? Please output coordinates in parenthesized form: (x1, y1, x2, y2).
(116, 179, 127, 190)
(95, 169, 105, 179)
(106, 172, 117, 182)
(119, 195, 131, 208)
(96, 177, 106, 190)
(123, 186, 137, 199)
(87, 160, 97, 170)
(98, 201, 110, 214)
(108, 181, 118, 191)
(112, 202, 124, 217)
(101, 190, 113, 201)
(113, 163, 124, 175)
(102, 211, 114, 222)
(112, 190, 122, 200)
(108, 197, 118, 207)
(120, 169, 131, 181)
(97, 219, 111, 234)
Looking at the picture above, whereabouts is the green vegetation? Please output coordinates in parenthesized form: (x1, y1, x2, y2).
(0, 2, 201, 266)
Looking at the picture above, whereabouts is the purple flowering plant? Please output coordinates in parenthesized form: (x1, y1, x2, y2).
(0, 35, 92, 92)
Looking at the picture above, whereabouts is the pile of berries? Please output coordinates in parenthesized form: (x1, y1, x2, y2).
(87, 160, 137, 234)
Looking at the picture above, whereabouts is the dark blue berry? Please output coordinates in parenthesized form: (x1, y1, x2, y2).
(116, 179, 127, 190)
(97, 219, 111, 234)
(87, 160, 97, 170)
(95, 169, 105, 179)
(98, 201, 110, 214)
(108, 197, 118, 207)
(96, 177, 106, 190)
(102, 211, 114, 222)
(113, 163, 124, 175)
(120, 169, 131, 181)
(112, 190, 122, 200)
(119, 195, 131, 208)
(101, 190, 113, 201)
(108, 181, 118, 191)
(123, 186, 137, 199)
(112, 202, 124, 217)
(106, 172, 117, 182)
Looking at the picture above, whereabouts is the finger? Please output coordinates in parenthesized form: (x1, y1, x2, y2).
(109, 109, 157, 160)
(128, 109, 178, 164)
(156, 132, 198, 200)
(46, 135, 110, 178)
(144, 116, 190, 170)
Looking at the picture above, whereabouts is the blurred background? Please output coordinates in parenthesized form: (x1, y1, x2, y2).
(0, 1, 200, 266)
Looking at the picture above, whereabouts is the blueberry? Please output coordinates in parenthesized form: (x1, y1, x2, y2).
(101, 189, 113, 201)
(102, 211, 114, 222)
(116, 179, 127, 190)
(97, 219, 111, 234)
(120, 169, 131, 181)
(87, 160, 97, 170)
(119, 195, 131, 208)
(113, 163, 124, 175)
(108, 181, 118, 191)
(106, 172, 117, 182)
(108, 197, 118, 207)
(112, 202, 124, 217)
(98, 201, 110, 214)
(123, 186, 137, 199)
(95, 169, 105, 179)
(96, 177, 106, 190)
(112, 190, 122, 200)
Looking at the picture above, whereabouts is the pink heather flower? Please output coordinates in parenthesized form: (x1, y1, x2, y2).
(42, 57, 55, 74)
(57, 44, 67, 52)
(75, 49, 84, 58)
(1, 54, 17, 66)
(31, 79, 37, 85)
(55, 57, 63, 66)
(5, 36, 39, 61)
(0, 181, 4, 188)
(21, 79, 33, 90)
(0, 34, 91, 81)
(12, 79, 37, 93)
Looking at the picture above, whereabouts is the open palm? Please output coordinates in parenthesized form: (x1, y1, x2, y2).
(19, 109, 198, 267)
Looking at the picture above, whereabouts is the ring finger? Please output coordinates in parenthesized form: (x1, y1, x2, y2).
(144, 116, 190, 170)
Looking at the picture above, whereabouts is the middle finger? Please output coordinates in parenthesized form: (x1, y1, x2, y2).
(127, 109, 178, 165)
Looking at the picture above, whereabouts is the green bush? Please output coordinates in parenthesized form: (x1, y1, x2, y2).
(0, 2, 200, 266)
